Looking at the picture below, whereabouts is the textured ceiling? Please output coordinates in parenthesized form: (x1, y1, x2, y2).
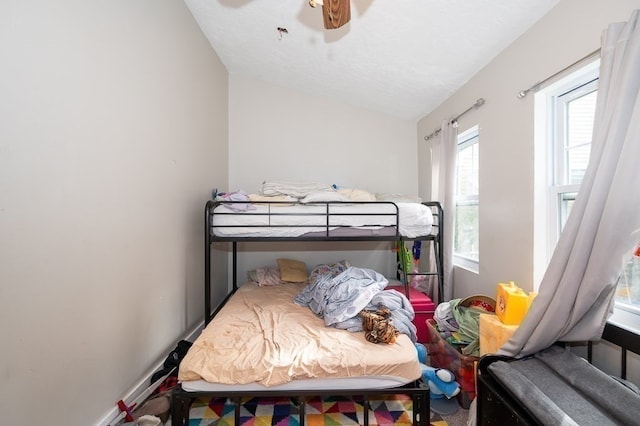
(185, 0, 559, 121)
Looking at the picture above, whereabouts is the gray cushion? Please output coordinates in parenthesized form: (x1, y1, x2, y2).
(488, 346, 640, 425)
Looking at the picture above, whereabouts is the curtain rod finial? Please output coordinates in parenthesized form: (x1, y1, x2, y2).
(517, 90, 528, 99)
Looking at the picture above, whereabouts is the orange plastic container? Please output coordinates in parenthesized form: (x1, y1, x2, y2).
(495, 281, 530, 325)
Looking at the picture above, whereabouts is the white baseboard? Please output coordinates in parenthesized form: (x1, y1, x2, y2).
(95, 322, 204, 426)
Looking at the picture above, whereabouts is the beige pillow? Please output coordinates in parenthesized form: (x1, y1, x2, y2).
(338, 188, 376, 201)
(375, 193, 423, 203)
(277, 258, 308, 283)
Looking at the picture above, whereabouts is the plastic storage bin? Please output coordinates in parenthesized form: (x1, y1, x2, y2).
(426, 319, 479, 408)
(388, 285, 435, 343)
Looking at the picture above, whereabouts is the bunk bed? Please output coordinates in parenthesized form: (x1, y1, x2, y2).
(170, 195, 444, 425)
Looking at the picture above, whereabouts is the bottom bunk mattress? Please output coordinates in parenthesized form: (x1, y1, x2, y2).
(178, 281, 422, 390)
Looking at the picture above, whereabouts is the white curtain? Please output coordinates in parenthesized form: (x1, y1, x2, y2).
(499, 9, 640, 357)
(431, 120, 458, 302)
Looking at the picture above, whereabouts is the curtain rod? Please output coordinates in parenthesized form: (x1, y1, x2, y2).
(423, 98, 485, 141)
(517, 48, 601, 99)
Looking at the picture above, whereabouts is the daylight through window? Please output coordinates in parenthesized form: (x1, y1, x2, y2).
(541, 62, 640, 312)
(454, 127, 479, 268)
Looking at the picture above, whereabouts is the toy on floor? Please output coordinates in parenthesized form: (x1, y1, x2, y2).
(415, 343, 461, 415)
(422, 365, 460, 399)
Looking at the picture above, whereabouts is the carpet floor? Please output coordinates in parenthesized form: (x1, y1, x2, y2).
(186, 394, 452, 426)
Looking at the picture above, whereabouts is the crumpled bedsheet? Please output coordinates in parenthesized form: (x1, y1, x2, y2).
(178, 282, 422, 387)
(294, 266, 417, 342)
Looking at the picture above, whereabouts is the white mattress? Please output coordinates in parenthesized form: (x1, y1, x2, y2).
(212, 202, 433, 238)
(181, 375, 414, 392)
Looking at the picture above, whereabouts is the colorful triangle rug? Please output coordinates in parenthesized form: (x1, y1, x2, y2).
(188, 394, 448, 426)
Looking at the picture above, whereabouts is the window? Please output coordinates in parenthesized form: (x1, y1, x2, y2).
(534, 61, 599, 277)
(549, 76, 598, 241)
(537, 60, 640, 316)
(454, 126, 479, 270)
(616, 245, 640, 317)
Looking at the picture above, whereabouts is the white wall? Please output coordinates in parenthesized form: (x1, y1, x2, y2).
(227, 75, 418, 277)
(0, 1, 228, 424)
(417, 0, 640, 300)
(229, 75, 418, 194)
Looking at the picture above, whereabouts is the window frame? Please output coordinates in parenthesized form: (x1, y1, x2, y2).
(453, 126, 479, 272)
(548, 77, 599, 245)
(534, 60, 600, 270)
(535, 59, 640, 327)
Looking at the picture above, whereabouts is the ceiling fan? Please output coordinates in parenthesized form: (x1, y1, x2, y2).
(309, 0, 351, 30)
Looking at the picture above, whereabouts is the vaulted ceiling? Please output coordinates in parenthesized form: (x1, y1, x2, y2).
(185, 0, 560, 121)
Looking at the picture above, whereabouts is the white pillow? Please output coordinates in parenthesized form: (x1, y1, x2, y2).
(300, 191, 350, 203)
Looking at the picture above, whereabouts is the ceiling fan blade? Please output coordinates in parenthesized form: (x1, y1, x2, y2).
(322, 0, 351, 29)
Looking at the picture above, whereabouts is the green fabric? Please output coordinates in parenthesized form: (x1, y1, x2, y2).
(449, 298, 481, 356)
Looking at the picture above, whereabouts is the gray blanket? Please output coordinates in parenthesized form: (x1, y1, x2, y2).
(488, 345, 640, 425)
(294, 266, 417, 342)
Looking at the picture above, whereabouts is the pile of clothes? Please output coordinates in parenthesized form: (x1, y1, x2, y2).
(433, 295, 496, 356)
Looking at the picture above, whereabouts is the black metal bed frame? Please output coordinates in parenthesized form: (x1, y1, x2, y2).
(476, 322, 640, 425)
(170, 199, 444, 425)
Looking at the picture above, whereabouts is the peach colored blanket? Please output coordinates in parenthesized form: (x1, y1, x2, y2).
(178, 282, 421, 387)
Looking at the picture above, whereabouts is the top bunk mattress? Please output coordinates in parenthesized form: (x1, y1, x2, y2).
(178, 282, 422, 388)
(209, 201, 434, 239)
